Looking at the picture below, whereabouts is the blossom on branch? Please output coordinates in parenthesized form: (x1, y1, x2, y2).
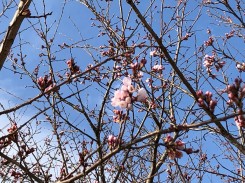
(111, 77, 148, 109)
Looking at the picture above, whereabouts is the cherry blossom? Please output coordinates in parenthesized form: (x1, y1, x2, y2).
(111, 77, 135, 109)
(150, 50, 158, 57)
(111, 77, 148, 109)
(137, 88, 148, 102)
(152, 64, 164, 72)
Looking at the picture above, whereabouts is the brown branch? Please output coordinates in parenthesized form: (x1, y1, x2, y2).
(28, 12, 52, 19)
(0, 151, 43, 183)
(126, 0, 245, 155)
(56, 111, 244, 182)
(0, 0, 32, 70)
(0, 54, 119, 115)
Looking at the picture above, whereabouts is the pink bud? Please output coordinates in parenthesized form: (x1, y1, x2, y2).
(175, 150, 183, 159)
(176, 140, 185, 150)
(205, 91, 212, 98)
(108, 135, 114, 143)
(185, 148, 193, 154)
(140, 58, 147, 65)
(209, 100, 217, 109)
(164, 135, 173, 143)
(196, 90, 203, 98)
(197, 98, 205, 107)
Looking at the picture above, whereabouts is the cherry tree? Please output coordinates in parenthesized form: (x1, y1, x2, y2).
(0, 0, 244, 182)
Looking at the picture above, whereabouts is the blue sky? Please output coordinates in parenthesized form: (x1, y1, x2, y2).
(0, 0, 244, 182)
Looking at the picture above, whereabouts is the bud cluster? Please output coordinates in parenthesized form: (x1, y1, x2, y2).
(130, 58, 146, 78)
(17, 145, 35, 160)
(164, 135, 194, 160)
(108, 135, 119, 149)
(67, 59, 80, 75)
(37, 75, 57, 93)
(0, 123, 18, 150)
(100, 46, 115, 57)
(113, 110, 129, 123)
(204, 37, 214, 47)
(196, 90, 217, 112)
(226, 78, 245, 106)
(226, 78, 245, 127)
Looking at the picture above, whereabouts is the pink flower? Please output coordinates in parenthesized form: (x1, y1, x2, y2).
(137, 88, 147, 102)
(119, 101, 128, 108)
(111, 97, 120, 107)
(111, 89, 132, 109)
(123, 77, 132, 86)
(121, 85, 128, 91)
(150, 50, 158, 57)
(175, 150, 183, 159)
(152, 65, 164, 72)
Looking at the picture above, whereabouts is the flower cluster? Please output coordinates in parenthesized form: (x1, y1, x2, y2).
(111, 77, 134, 109)
(196, 90, 217, 112)
(108, 135, 119, 149)
(203, 54, 225, 78)
(226, 78, 245, 127)
(37, 75, 57, 93)
(111, 77, 148, 109)
(149, 50, 165, 58)
(137, 88, 148, 102)
(0, 123, 18, 150)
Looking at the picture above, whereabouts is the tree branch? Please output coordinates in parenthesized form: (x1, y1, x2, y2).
(0, 0, 32, 70)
